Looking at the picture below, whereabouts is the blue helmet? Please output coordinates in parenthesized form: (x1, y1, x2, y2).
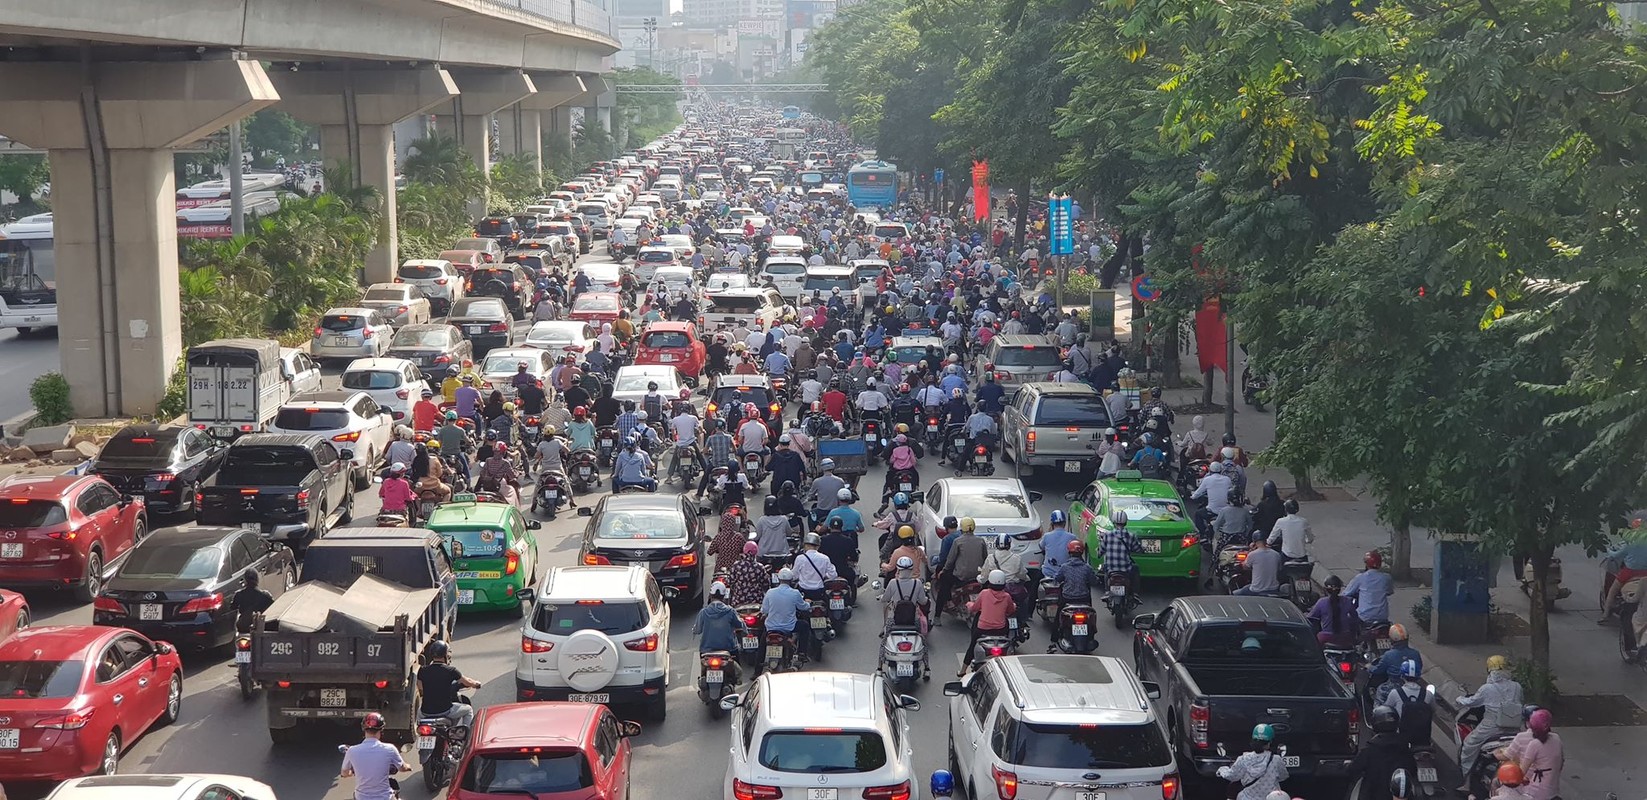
(1399, 659, 1421, 679)
(930, 770, 955, 797)
(1049, 509, 1067, 525)
(893, 492, 910, 508)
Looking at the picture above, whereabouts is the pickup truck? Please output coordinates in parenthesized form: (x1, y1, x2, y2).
(195, 433, 355, 550)
(701, 287, 785, 334)
(251, 527, 459, 744)
(1131, 596, 1359, 781)
(1000, 382, 1114, 476)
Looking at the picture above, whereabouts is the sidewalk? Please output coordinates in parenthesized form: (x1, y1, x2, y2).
(1164, 340, 1645, 798)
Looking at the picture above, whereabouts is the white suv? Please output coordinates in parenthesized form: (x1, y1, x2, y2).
(516, 565, 672, 720)
(943, 654, 1179, 800)
(267, 390, 396, 490)
(722, 671, 921, 800)
(339, 357, 426, 421)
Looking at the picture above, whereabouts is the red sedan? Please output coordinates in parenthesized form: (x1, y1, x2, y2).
(0, 589, 28, 641)
(0, 626, 183, 779)
(0, 475, 148, 602)
(568, 292, 623, 326)
(634, 321, 708, 381)
(449, 702, 639, 799)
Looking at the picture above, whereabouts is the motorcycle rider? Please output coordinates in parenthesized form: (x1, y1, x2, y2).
(1216, 724, 1290, 800)
(1370, 624, 1423, 705)
(1048, 540, 1100, 652)
(667, 402, 702, 484)
(1345, 550, 1397, 626)
(1454, 655, 1526, 791)
(961, 570, 1016, 675)
(694, 419, 738, 500)
(881, 524, 929, 580)
(878, 434, 921, 512)
(882, 555, 929, 633)
(533, 425, 577, 508)
(1388, 659, 1434, 747)
(379, 462, 415, 519)
(729, 542, 770, 607)
(1266, 498, 1311, 560)
(339, 712, 412, 800)
(415, 640, 481, 736)
(875, 492, 921, 552)
(231, 569, 275, 632)
(1233, 535, 1284, 597)
(612, 438, 657, 492)
(1307, 575, 1362, 647)
(1098, 509, 1144, 587)
(979, 533, 1031, 629)
(1128, 433, 1169, 479)
(767, 435, 808, 494)
(754, 495, 793, 567)
(1252, 481, 1286, 537)
(808, 459, 848, 512)
(793, 532, 839, 602)
(1190, 461, 1234, 534)
(822, 487, 865, 535)
(1212, 491, 1255, 552)
(1498, 709, 1562, 800)
(1346, 706, 1419, 800)
(1040, 510, 1077, 582)
(694, 582, 749, 676)
(760, 568, 811, 662)
(933, 517, 989, 625)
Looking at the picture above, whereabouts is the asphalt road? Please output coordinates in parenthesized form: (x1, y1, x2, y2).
(0, 328, 61, 423)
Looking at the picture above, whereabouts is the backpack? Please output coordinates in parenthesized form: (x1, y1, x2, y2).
(1184, 435, 1209, 461)
(890, 581, 919, 626)
(1393, 684, 1433, 746)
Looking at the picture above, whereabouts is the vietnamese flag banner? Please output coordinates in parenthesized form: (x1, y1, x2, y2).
(1194, 297, 1228, 373)
(971, 160, 990, 221)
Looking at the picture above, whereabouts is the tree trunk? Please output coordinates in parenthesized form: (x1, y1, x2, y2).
(1292, 468, 1325, 502)
(1202, 368, 1215, 405)
(1099, 232, 1132, 289)
(1527, 546, 1552, 703)
(1012, 179, 1031, 264)
(1391, 517, 1413, 582)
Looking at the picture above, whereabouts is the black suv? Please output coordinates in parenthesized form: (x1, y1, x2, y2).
(475, 215, 522, 247)
(466, 264, 533, 319)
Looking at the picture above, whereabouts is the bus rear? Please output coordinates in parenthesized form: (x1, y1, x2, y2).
(846, 162, 899, 208)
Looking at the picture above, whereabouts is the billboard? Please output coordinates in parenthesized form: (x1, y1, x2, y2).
(737, 18, 781, 37)
(615, 0, 666, 18)
(785, 0, 834, 29)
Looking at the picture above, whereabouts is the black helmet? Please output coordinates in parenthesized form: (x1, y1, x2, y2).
(1221, 432, 1237, 447)
(829, 516, 845, 530)
(763, 495, 778, 515)
(362, 711, 387, 731)
(1284, 498, 1300, 515)
(1370, 704, 1398, 733)
(1323, 574, 1344, 592)
(1390, 769, 1414, 800)
(942, 515, 959, 531)
(243, 569, 260, 588)
(426, 640, 450, 661)
(648, 381, 658, 391)
(1262, 480, 1278, 500)
(780, 480, 797, 496)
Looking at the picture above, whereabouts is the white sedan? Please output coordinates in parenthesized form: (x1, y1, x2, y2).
(913, 476, 1047, 574)
(478, 348, 556, 401)
(524, 320, 598, 356)
(611, 364, 686, 407)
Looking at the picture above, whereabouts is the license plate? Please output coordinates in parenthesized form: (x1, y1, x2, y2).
(0, 543, 21, 558)
(1377, 638, 1392, 649)
(899, 482, 912, 492)
(1418, 767, 1438, 783)
(1141, 539, 1162, 553)
(809, 616, 830, 629)
(235, 651, 251, 663)
(466, 325, 486, 334)
(863, 432, 875, 440)
(22, 316, 39, 323)
(211, 425, 238, 438)
(140, 604, 163, 621)
(742, 636, 758, 649)
(1078, 793, 1106, 800)
(580, 467, 593, 476)
(1294, 578, 1312, 592)
(1008, 617, 1019, 629)
(1109, 585, 1126, 596)
(808, 790, 837, 800)
(1283, 756, 1301, 768)
(660, 354, 676, 362)
(927, 424, 938, 432)
(1071, 623, 1089, 635)
(458, 590, 475, 605)
(546, 490, 558, 499)
(568, 693, 609, 703)
(1064, 461, 1082, 472)
(320, 689, 347, 707)
(417, 735, 437, 750)
(829, 598, 845, 610)
(954, 438, 967, 448)
(0, 729, 16, 749)
(705, 669, 724, 683)
(766, 645, 785, 659)
(601, 439, 614, 448)
(330, 337, 351, 347)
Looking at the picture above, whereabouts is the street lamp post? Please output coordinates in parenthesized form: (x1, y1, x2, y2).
(643, 17, 658, 69)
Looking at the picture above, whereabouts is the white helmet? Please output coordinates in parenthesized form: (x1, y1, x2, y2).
(709, 581, 730, 599)
(837, 487, 854, 501)
(988, 569, 1008, 587)
(895, 556, 915, 570)
(1222, 447, 1238, 460)
(777, 567, 796, 583)
(820, 458, 836, 470)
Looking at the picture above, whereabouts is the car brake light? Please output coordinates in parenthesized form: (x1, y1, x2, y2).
(179, 593, 224, 614)
(1181, 534, 1199, 550)
(150, 472, 175, 482)
(93, 596, 124, 613)
(994, 371, 1012, 382)
(435, 278, 448, 285)
(295, 489, 310, 510)
(505, 549, 520, 576)
(1161, 774, 1180, 800)
(1348, 704, 1360, 732)
(194, 491, 204, 507)
(1190, 700, 1210, 747)
(863, 782, 911, 800)
(1025, 430, 1036, 453)
(313, 327, 324, 337)
(665, 552, 698, 569)
(489, 323, 509, 332)
(625, 633, 659, 652)
(521, 636, 554, 653)
(333, 431, 361, 443)
(363, 329, 374, 339)
(396, 389, 410, 399)
(46, 530, 77, 541)
(992, 765, 1018, 800)
(35, 709, 95, 730)
(733, 778, 784, 800)
(433, 355, 451, 364)
(583, 554, 610, 565)
(128, 437, 156, 444)
(276, 680, 291, 688)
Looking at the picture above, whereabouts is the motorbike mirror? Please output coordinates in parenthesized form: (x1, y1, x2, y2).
(941, 681, 966, 697)
(1063, 491, 1079, 501)
(1140, 680, 1162, 700)
(1028, 491, 1044, 503)
(578, 507, 595, 517)
(896, 694, 921, 711)
(527, 519, 543, 530)
(662, 587, 679, 600)
(719, 693, 743, 711)
(1131, 613, 1158, 630)
(337, 744, 350, 754)
(871, 579, 883, 590)
(517, 588, 536, 606)
(620, 720, 643, 737)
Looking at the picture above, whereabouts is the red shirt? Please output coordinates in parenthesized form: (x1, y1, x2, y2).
(411, 400, 439, 432)
(822, 390, 848, 422)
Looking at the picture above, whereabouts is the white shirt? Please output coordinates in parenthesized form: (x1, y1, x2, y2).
(856, 389, 890, 411)
(737, 418, 769, 452)
(793, 549, 837, 591)
(800, 379, 824, 403)
(1267, 514, 1312, 559)
(744, 330, 767, 352)
(669, 413, 700, 446)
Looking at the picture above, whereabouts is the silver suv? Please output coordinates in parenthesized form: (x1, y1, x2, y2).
(977, 334, 1066, 397)
(1001, 382, 1115, 477)
(944, 654, 1178, 800)
(515, 565, 672, 720)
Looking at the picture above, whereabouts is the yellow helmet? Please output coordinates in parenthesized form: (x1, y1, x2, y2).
(895, 423, 910, 434)
(542, 425, 558, 436)
(426, 440, 442, 451)
(897, 525, 915, 540)
(503, 402, 516, 412)
(1486, 655, 1509, 671)
(959, 517, 977, 533)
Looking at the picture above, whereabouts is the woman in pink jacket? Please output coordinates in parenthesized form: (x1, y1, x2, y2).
(961, 570, 1016, 675)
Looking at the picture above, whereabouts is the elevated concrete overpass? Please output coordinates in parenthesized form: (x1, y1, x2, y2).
(0, 0, 621, 418)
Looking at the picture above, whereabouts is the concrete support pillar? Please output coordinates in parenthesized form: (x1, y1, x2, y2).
(435, 71, 537, 219)
(0, 60, 276, 417)
(497, 106, 544, 177)
(520, 73, 585, 175)
(272, 67, 458, 284)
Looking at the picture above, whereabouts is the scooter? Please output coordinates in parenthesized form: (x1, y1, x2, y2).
(1213, 544, 1250, 593)
(970, 627, 1017, 667)
(1242, 366, 1268, 412)
(1054, 604, 1099, 654)
(943, 423, 970, 466)
(415, 697, 470, 791)
(889, 468, 918, 498)
(699, 650, 739, 718)
(596, 426, 619, 468)
(735, 604, 765, 669)
(533, 471, 566, 518)
(924, 414, 945, 451)
(1037, 577, 1062, 626)
(742, 450, 766, 487)
(1279, 559, 1317, 611)
(1455, 705, 1524, 800)
(862, 416, 885, 463)
(965, 439, 996, 477)
(1102, 570, 1141, 628)
(416, 489, 443, 525)
(233, 632, 257, 700)
(760, 627, 797, 673)
(376, 512, 408, 527)
(672, 445, 702, 485)
(805, 604, 835, 662)
(569, 449, 600, 491)
(1519, 557, 1572, 610)
(824, 577, 854, 628)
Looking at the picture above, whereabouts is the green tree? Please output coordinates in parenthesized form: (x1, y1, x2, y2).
(611, 67, 685, 147)
(0, 154, 49, 210)
(489, 153, 548, 214)
(244, 110, 314, 166)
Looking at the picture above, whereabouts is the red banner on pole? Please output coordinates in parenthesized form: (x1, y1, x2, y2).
(1194, 298, 1228, 373)
(971, 160, 990, 221)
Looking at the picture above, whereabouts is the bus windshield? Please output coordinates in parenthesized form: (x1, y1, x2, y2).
(0, 239, 55, 295)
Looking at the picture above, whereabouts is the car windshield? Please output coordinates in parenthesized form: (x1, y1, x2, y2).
(0, 499, 67, 528)
(615, 373, 676, 393)
(1004, 720, 1173, 769)
(532, 600, 647, 636)
(476, 219, 514, 235)
(874, 225, 907, 239)
(948, 490, 1031, 520)
(595, 509, 687, 540)
(708, 296, 763, 314)
(528, 328, 578, 345)
(398, 264, 444, 279)
(0, 659, 84, 699)
(764, 261, 805, 275)
(1184, 623, 1321, 662)
(995, 346, 1063, 367)
(99, 431, 180, 459)
(341, 370, 404, 391)
(442, 528, 508, 559)
(1110, 494, 1187, 522)
(484, 356, 534, 374)
(320, 314, 365, 332)
(758, 731, 888, 773)
(362, 288, 405, 303)
(638, 250, 674, 263)
(804, 276, 854, 292)
(460, 750, 593, 795)
(712, 387, 771, 408)
(708, 276, 749, 290)
(119, 543, 225, 580)
(642, 331, 690, 349)
(392, 329, 450, 348)
(573, 295, 619, 312)
(273, 407, 351, 431)
(220, 445, 319, 483)
(1033, 395, 1111, 426)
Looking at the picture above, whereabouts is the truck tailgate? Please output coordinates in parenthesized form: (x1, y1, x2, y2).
(1190, 665, 1358, 765)
(197, 485, 306, 524)
(251, 630, 406, 679)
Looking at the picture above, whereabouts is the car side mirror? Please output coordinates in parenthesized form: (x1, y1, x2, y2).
(1063, 491, 1079, 502)
(1028, 491, 1044, 503)
(1141, 680, 1162, 700)
(517, 588, 536, 606)
(155, 642, 175, 656)
(527, 520, 543, 530)
(897, 694, 921, 711)
(908, 492, 924, 505)
(620, 720, 644, 737)
(340, 449, 356, 461)
(942, 681, 965, 697)
(719, 694, 743, 711)
(1132, 613, 1157, 630)
(118, 494, 134, 508)
(578, 507, 595, 517)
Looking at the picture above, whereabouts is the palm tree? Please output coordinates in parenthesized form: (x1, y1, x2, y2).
(403, 136, 487, 198)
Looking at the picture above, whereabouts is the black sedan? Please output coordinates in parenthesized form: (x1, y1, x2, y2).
(385, 323, 473, 383)
(90, 424, 227, 516)
(448, 296, 516, 357)
(92, 525, 296, 650)
(578, 494, 708, 603)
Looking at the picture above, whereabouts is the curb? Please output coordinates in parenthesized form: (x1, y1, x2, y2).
(0, 409, 37, 442)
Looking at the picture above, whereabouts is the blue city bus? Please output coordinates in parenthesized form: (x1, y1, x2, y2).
(781, 105, 801, 120)
(846, 161, 899, 208)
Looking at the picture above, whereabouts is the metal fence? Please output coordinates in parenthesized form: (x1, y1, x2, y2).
(481, 0, 616, 39)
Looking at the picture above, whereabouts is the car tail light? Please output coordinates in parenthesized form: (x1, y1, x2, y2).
(505, 550, 520, 576)
(863, 782, 911, 800)
(394, 277, 404, 283)
(93, 596, 124, 614)
(995, 371, 1012, 382)
(1190, 700, 1210, 747)
(583, 554, 610, 565)
(733, 779, 784, 800)
(435, 278, 448, 285)
(521, 636, 554, 653)
(1337, 659, 1354, 679)
(418, 723, 436, 736)
(991, 765, 1018, 800)
(397, 305, 408, 314)
(1161, 773, 1180, 800)
(1348, 704, 1360, 732)
(665, 552, 698, 569)
(194, 491, 204, 507)
(313, 326, 324, 337)
(489, 322, 509, 332)
(333, 431, 361, 443)
(433, 355, 451, 364)
(1025, 430, 1035, 453)
(295, 489, 311, 510)
(35, 709, 95, 730)
(396, 389, 410, 400)
(179, 593, 224, 614)
(625, 633, 659, 652)
(1180, 534, 1199, 550)
(149, 472, 175, 483)
(363, 328, 374, 339)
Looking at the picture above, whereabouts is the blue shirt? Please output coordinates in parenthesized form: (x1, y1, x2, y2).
(341, 737, 405, 800)
(613, 450, 651, 483)
(1041, 527, 1076, 579)
(1344, 569, 1395, 623)
(759, 584, 809, 632)
(824, 506, 864, 533)
(763, 351, 791, 376)
(939, 374, 968, 396)
(693, 602, 747, 652)
(1372, 644, 1423, 685)
(975, 383, 1005, 414)
(833, 340, 855, 362)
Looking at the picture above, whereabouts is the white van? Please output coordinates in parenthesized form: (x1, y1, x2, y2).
(759, 256, 809, 300)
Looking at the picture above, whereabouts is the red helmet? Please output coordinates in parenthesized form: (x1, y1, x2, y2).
(743, 403, 758, 417)
(811, 401, 823, 413)
(898, 383, 911, 394)
(362, 712, 387, 731)
(679, 388, 691, 400)
(573, 406, 588, 418)
(1364, 551, 1383, 569)
(496, 441, 510, 453)
(1067, 540, 1086, 555)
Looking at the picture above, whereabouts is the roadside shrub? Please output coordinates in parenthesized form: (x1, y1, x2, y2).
(155, 357, 189, 421)
(30, 372, 72, 425)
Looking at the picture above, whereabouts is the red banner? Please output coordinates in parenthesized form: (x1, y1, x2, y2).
(971, 160, 990, 221)
(1194, 298, 1228, 373)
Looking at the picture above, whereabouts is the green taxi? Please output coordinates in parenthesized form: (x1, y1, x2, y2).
(424, 494, 542, 614)
(1069, 470, 1201, 579)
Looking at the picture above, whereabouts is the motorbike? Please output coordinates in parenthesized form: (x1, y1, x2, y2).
(925, 415, 946, 451)
(1102, 570, 1141, 628)
(966, 434, 997, 477)
(742, 450, 767, 487)
(417, 489, 443, 526)
(861, 416, 885, 463)
(943, 579, 982, 620)
(521, 415, 541, 451)
(1455, 705, 1523, 800)
(1054, 604, 1100, 654)
(1176, 458, 1209, 498)
(441, 454, 471, 494)
(824, 577, 854, 629)
(533, 471, 567, 518)
(1519, 557, 1572, 610)
(889, 468, 918, 498)
(1037, 577, 1063, 626)
(1213, 544, 1250, 593)
(699, 651, 739, 718)
(671, 445, 702, 486)
(569, 449, 600, 491)
(1241, 366, 1268, 412)
(805, 604, 835, 662)
(760, 626, 798, 673)
(735, 604, 765, 668)
(1279, 559, 1317, 611)
(596, 426, 620, 468)
(338, 745, 403, 799)
(415, 697, 470, 791)
(971, 629, 1017, 666)
(770, 376, 789, 405)
(943, 423, 970, 466)
(376, 512, 408, 528)
(233, 632, 257, 700)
